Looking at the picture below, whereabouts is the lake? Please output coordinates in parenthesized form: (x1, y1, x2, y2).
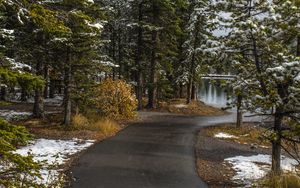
(197, 80, 231, 108)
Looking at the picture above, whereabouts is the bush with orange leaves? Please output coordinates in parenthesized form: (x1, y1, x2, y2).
(93, 79, 137, 119)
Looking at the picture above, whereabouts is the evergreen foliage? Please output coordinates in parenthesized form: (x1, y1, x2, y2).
(213, 0, 300, 174)
(0, 0, 300, 181)
(0, 119, 43, 188)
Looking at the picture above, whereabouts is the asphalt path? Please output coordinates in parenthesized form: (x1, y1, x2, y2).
(69, 112, 262, 188)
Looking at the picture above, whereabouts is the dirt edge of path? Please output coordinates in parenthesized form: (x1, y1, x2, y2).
(195, 123, 271, 188)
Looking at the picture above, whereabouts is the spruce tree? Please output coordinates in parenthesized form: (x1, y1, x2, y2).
(215, 0, 300, 174)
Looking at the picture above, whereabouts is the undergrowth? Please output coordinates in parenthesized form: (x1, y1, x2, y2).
(71, 113, 120, 137)
(257, 173, 300, 188)
(204, 123, 270, 147)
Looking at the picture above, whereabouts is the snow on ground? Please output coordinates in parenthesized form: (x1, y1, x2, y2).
(15, 138, 94, 185)
(44, 95, 63, 106)
(26, 95, 63, 105)
(225, 154, 299, 185)
(174, 104, 188, 108)
(214, 132, 238, 139)
(0, 110, 32, 121)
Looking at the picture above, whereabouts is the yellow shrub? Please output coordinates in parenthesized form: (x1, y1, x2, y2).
(93, 79, 137, 119)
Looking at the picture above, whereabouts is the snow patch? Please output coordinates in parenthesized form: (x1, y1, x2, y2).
(0, 110, 32, 121)
(174, 104, 188, 108)
(44, 95, 63, 106)
(214, 132, 238, 139)
(15, 138, 94, 185)
(225, 154, 299, 185)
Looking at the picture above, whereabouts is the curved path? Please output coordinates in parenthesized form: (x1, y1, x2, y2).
(69, 112, 260, 188)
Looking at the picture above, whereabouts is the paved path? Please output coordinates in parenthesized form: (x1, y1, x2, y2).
(69, 112, 261, 188)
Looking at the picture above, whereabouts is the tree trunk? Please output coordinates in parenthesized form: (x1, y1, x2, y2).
(272, 108, 283, 175)
(147, 2, 159, 109)
(186, 80, 192, 104)
(271, 82, 286, 175)
(43, 65, 49, 99)
(49, 79, 55, 98)
(58, 80, 63, 95)
(118, 27, 123, 79)
(187, 17, 200, 104)
(20, 88, 27, 102)
(111, 27, 116, 80)
(135, 3, 144, 110)
(191, 83, 196, 100)
(179, 83, 183, 98)
(0, 86, 6, 101)
(250, 31, 268, 96)
(33, 60, 44, 118)
(33, 33, 46, 118)
(297, 36, 300, 56)
(236, 94, 243, 128)
(33, 87, 44, 118)
(147, 38, 158, 108)
(64, 48, 72, 126)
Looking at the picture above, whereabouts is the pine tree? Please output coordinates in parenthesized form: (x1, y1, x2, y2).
(0, 0, 45, 103)
(183, 0, 219, 103)
(216, 0, 300, 174)
(50, 0, 105, 125)
(144, 0, 184, 108)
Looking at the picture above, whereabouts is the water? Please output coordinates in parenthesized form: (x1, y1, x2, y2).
(197, 80, 230, 108)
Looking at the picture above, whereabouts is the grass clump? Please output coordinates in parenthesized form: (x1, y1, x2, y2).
(258, 174, 300, 188)
(0, 101, 12, 106)
(71, 113, 89, 130)
(91, 119, 120, 137)
(71, 114, 120, 137)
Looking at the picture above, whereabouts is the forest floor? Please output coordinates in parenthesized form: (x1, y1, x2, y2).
(196, 123, 300, 187)
(5, 99, 295, 187)
(0, 99, 133, 186)
(0, 99, 130, 140)
(0, 98, 225, 139)
(0, 98, 229, 187)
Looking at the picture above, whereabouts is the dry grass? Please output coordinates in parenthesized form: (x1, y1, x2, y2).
(71, 114, 121, 137)
(203, 123, 270, 147)
(20, 113, 122, 140)
(29, 128, 104, 140)
(153, 98, 226, 116)
(0, 100, 12, 106)
(71, 114, 89, 130)
(258, 173, 300, 188)
(92, 119, 120, 137)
